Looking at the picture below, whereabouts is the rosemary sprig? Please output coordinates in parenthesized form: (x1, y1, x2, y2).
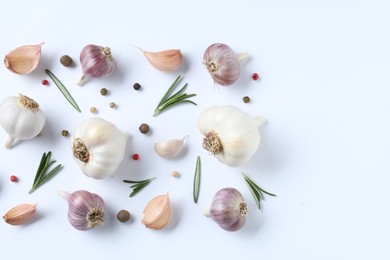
(153, 75, 196, 116)
(193, 156, 201, 203)
(123, 177, 156, 197)
(241, 172, 276, 210)
(45, 69, 81, 112)
(29, 151, 63, 194)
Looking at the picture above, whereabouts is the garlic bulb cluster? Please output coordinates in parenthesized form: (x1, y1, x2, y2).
(78, 44, 116, 86)
(154, 135, 188, 159)
(4, 43, 43, 74)
(142, 193, 172, 230)
(3, 203, 37, 226)
(209, 187, 247, 232)
(203, 43, 247, 86)
(0, 94, 46, 148)
(71, 117, 127, 179)
(139, 48, 182, 71)
(58, 190, 105, 231)
(197, 105, 263, 167)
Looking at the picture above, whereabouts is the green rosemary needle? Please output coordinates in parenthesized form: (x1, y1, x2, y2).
(241, 172, 276, 210)
(153, 75, 196, 116)
(29, 151, 62, 194)
(193, 156, 201, 203)
(123, 177, 156, 197)
(46, 69, 81, 112)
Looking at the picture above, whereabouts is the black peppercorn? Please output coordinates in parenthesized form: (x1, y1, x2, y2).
(133, 83, 141, 90)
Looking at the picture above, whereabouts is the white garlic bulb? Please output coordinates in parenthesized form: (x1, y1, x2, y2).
(0, 94, 46, 148)
(197, 105, 264, 167)
(71, 117, 127, 179)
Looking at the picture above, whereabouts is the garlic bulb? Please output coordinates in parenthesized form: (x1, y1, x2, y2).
(138, 47, 182, 71)
(4, 43, 43, 74)
(3, 203, 37, 226)
(77, 44, 116, 86)
(71, 117, 126, 179)
(0, 94, 46, 148)
(58, 190, 105, 231)
(141, 193, 172, 230)
(203, 43, 248, 86)
(154, 135, 188, 159)
(208, 187, 247, 232)
(197, 105, 264, 167)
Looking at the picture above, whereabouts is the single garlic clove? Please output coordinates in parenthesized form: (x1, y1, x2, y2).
(154, 135, 188, 159)
(3, 203, 37, 225)
(140, 48, 182, 71)
(141, 193, 172, 230)
(4, 43, 44, 74)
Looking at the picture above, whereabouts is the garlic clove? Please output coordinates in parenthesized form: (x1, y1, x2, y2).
(139, 47, 182, 71)
(4, 43, 44, 74)
(154, 135, 188, 159)
(141, 193, 172, 230)
(3, 203, 37, 225)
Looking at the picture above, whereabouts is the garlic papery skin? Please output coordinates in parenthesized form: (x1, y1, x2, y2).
(77, 44, 116, 86)
(58, 190, 105, 231)
(203, 43, 247, 86)
(209, 187, 247, 232)
(141, 193, 172, 230)
(154, 135, 188, 159)
(139, 48, 182, 71)
(3, 203, 37, 226)
(0, 94, 46, 148)
(71, 117, 127, 179)
(4, 43, 43, 74)
(197, 105, 264, 167)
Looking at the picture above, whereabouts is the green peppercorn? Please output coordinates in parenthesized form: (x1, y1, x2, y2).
(117, 210, 130, 223)
(62, 130, 69, 137)
(60, 55, 73, 67)
(100, 88, 109, 96)
(243, 96, 251, 103)
(133, 83, 141, 90)
(139, 123, 150, 134)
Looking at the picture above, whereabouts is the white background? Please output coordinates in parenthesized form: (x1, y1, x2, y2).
(0, 0, 389, 259)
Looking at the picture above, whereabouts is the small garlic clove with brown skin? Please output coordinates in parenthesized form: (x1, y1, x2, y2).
(154, 135, 188, 159)
(3, 203, 37, 225)
(139, 48, 182, 71)
(141, 193, 172, 230)
(4, 43, 44, 74)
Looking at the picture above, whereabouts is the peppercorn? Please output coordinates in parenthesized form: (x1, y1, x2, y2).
(60, 55, 73, 67)
(172, 170, 180, 177)
(62, 130, 69, 137)
(10, 175, 18, 182)
(252, 73, 259, 81)
(117, 210, 131, 223)
(132, 153, 140, 160)
(139, 123, 150, 134)
(133, 83, 141, 90)
(90, 107, 97, 113)
(41, 79, 49, 86)
(243, 96, 251, 103)
(100, 88, 108, 96)
(109, 102, 116, 108)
